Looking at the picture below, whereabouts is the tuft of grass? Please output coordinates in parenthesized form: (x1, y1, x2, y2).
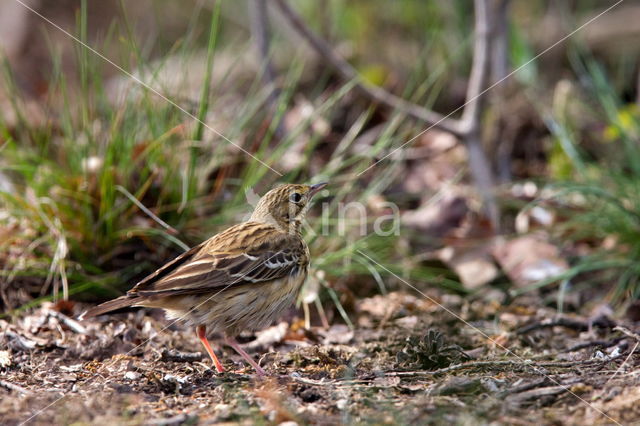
(527, 52, 640, 304)
(0, 3, 468, 317)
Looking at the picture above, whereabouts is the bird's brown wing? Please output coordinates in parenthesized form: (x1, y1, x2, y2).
(129, 222, 307, 298)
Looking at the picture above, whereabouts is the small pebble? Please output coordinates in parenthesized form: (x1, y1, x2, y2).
(124, 371, 140, 380)
(336, 399, 348, 410)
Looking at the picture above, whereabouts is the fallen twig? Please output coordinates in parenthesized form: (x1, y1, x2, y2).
(505, 385, 568, 404)
(49, 311, 87, 334)
(387, 359, 529, 377)
(501, 378, 550, 396)
(516, 316, 616, 335)
(273, 0, 499, 224)
(288, 372, 365, 387)
(613, 325, 640, 342)
(289, 353, 630, 390)
(561, 337, 625, 353)
(0, 379, 32, 396)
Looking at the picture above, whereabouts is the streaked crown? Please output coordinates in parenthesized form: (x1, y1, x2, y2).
(250, 182, 327, 232)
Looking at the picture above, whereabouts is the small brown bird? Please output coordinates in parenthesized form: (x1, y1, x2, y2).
(80, 182, 327, 375)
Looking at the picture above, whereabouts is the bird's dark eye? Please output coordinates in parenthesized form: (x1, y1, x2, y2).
(290, 192, 302, 203)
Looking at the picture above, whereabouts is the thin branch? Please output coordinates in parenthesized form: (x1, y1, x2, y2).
(517, 316, 617, 335)
(460, 0, 492, 134)
(250, 0, 284, 138)
(459, 0, 498, 226)
(290, 355, 627, 388)
(490, 0, 510, 85)
(251, 0, 277, 88)
(271, 0, 464, 137)
(637, 67, 640, 106)
(273, 0, 499, 225)
(491, 0, 514, 183)
(614, 325, 640, 342)
(49, 310, 87, 334)
(115, 186, 180, 236)
(0, 379, 32, 396)
(561, 336, 625, 353)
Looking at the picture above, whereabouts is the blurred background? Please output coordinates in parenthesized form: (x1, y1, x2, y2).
(1, 0, 639, 323)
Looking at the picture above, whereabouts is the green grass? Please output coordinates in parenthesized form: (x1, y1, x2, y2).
(527, 51, 640, 303)
(0, 2, 469, 316)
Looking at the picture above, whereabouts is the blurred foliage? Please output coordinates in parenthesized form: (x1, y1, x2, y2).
(0, 0, 473, 314)
(1, 0, 639, 313)
(537, 54, 640, 303)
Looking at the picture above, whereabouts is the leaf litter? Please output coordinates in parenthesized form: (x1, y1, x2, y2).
(1, 290, 639, 425)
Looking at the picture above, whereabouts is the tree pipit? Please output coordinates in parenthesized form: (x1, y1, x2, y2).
(80, 182, 327, 375)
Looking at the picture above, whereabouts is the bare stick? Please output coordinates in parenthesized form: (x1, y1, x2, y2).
(460, 0, 491, 134)
(614, 325, 640, 342)
(517, 316, 616, 335)
(251, 0, 276, 89)
(250, 0, 283, 132)
(273, 0, 499, 224)
(460, 0, 498, 225)
(637, 67, 640, 106)
(490, 0, 510, 85)
(0, 379, 32, 396)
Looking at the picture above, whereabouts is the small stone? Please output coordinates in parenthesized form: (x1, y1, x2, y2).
(0, 350, 11, 368)
(336, 399, 348, 410)
(124, 371, 140, 380)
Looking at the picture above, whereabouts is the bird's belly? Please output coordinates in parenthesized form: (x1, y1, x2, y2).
(161, 271, 306, 336)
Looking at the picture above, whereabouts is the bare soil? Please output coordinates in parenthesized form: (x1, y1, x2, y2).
(1, 291, 639, 425)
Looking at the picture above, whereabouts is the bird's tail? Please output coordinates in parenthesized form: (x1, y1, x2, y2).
(78, 295, 139, 320)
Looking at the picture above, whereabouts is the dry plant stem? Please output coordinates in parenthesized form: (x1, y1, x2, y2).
(561, 337, 625, 353)
(250, 0, 284, 138)
(490, 0, 510, 85)
(49, 311, 87, 334)
(0, 379, 32, 396)
(460, 0, 498, 226)
(274, 0, 499, 225)
(196, 325, 224, 373)
(459, 0, 491, 135)
(613, 325, 640, 342)
(490, 0, 513, 182)
(516, 316, 616, 335)
(251, 0, 276, 88)
(637, 67, 640, 106)
(291, 354, 629, 388)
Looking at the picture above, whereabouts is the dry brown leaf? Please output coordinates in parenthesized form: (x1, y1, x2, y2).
(246, 322, 289, 349)
(439, 246, 498, 290)
(402, 195, 468, 236)
(492, 234, 568, 288)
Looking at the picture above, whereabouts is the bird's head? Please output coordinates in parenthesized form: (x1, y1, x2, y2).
(250, 182, 327, 233)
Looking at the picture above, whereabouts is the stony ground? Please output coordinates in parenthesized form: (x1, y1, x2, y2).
(1, 290, 639, 425)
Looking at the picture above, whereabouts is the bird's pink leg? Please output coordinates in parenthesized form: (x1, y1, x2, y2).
(196, 325, 224, 373)
(225, 336, 266, 376)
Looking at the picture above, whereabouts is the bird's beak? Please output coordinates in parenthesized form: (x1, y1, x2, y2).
(308, 182, 328, 197)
